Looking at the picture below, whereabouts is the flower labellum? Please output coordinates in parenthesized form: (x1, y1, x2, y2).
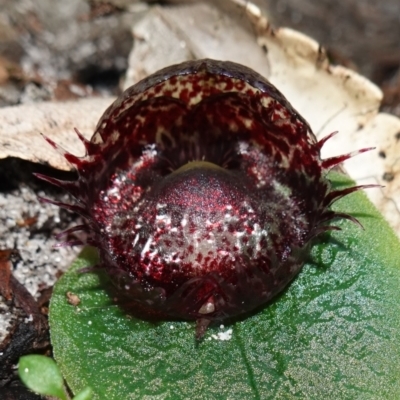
(38, 59, 374, 338)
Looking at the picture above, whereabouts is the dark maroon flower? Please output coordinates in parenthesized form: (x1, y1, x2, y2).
(38, 59, 373, 338)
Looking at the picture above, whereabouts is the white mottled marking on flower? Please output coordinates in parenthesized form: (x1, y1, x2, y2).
(260, 96, 274, 108)
(110, 130, 120, 144)
(141, 237, 153, 257)
(132, 233, 140, 247)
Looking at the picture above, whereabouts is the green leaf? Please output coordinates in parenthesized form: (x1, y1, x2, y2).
(49, 172, 400, 399)
(18, 355, 67, 400)
(73, 386, 94, 400)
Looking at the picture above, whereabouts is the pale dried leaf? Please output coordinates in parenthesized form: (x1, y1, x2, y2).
(0, 97, 114, 170)
(124, 1, 270, 88)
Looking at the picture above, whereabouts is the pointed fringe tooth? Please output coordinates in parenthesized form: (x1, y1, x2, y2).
(74, 127, 89, 147)
(316, 131, 339, 151)
(322, 147, 376, 170)
(53, 239, 84, 248)
(324, 184, 380, 207)
(308, 225, 342, 240)
(319, 210, 364, 228)
(195, 318, 211, 340)
(55, 224, 88, 240)
(40, 132, 82, 166)
(74, 128, 98, 155)
(40, 132, 59, 150)
(37, 196, 89, 217)
(78, 264, 103, 274)
(33, 173, 81, 197)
